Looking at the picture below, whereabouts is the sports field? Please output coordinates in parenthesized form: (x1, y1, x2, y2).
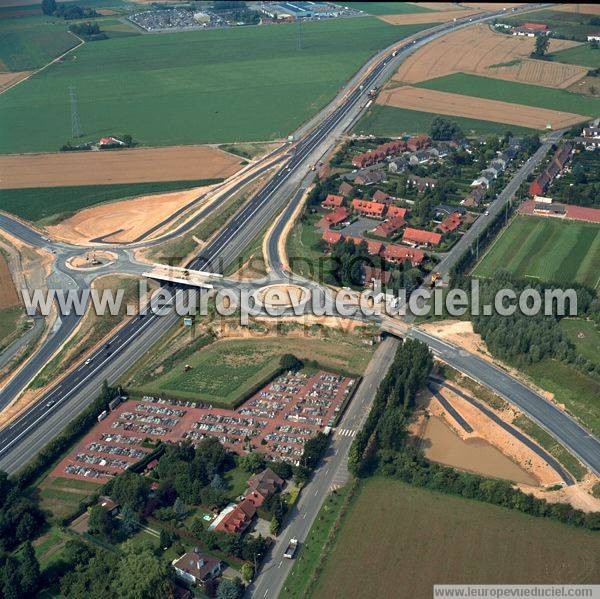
(354, 104, 537, 137)
(472, 216, 600, 288)
(310, 478, 600, 598)
(417, 73, 600, 117)
(135, 336, 373, 405)
(0, 18, 428, 154)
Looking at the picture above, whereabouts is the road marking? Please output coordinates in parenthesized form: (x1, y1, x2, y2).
(264, 589, 269, 597)
(278, 561, 282, 568)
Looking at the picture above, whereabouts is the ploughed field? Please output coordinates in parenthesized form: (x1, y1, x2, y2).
(310, 477, 600, 599)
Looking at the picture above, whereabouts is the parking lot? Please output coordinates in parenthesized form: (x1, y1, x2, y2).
(52, 370, 355, 482)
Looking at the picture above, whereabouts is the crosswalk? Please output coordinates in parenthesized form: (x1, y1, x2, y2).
(336, 428, 356, 438)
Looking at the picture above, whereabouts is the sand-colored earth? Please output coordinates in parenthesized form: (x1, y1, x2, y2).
(257, 284, 309, 308)
(47, 184, 213, 244)
(392, 24, 583, 88)
(379, 8, 482, 25)
(553, 3, 600, 15)
(377, 85, 587, 130)
(0, 71, 31, 93)
(0, 253, 20, 310)
(0, 145, 243, 189)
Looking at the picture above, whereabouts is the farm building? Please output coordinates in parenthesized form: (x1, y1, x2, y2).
(513, 23, 550, 36)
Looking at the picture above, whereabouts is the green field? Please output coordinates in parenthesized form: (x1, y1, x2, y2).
(308, 477, 600, 598)
(0, 18, 429, 154)
(473, 216, 600, 288)
(560, 319, 600, 364)
(0, 178, 222, 223)
(524, 359, 600, 438)
(0, 16, 79, 71)
(347, 2, 430, 15)
(417, 73, 600, 118)
(354, 104, 537, 137)
(134, 336, 373, 405)
(551, 44, 600, 69)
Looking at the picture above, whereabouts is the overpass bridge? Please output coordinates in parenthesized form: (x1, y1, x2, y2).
(142, 264, 223, 289)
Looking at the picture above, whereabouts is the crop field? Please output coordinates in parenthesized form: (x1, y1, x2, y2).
(417, 73, 600, 118)
(0, 18, 429, 154)
(376, 86, 585, 130)
(552, 44, 600, 70)
(136, 336, 373, 405)
(0, 16, 79, 72)
(0, 178, 222, 223)
(392, 24, 583, 88)
(311, 478, 600, 598)
(355, 104, 537, 137)
(472, 216, 600, 288)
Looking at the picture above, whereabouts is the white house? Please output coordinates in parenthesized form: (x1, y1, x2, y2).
(172, 552, 223, 586)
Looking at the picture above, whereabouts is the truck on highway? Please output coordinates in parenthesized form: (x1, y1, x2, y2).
(283, 538, 298, 559)
(368, 87, 378, 98)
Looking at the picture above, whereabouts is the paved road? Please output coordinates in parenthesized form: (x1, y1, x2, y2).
(248, 337, 399, 599)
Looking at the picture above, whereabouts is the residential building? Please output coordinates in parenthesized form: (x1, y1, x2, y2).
(402, 227, 442, 247)
(409, 150, 430, 165)
(247, 468, 284, 498)
(338, 182, 354, 197)
(352, 199, 386, 218)
(386, 205, 408, 219)
(355, 170, 386, 186)
(381, 244, 425, 266)
(362, 265, 392, 286)
(98, 496, 120, 516)
(388, 157, 407, 173)
(513, 22, 549, 36)
(481, 167, 498, 180)
(406, 134, 431, 152)
(437, 212, 462, 234)
(322, 229, 343, 246)
(372, 189, 390, 203)
(214, 497, 256, 534)
(406, 175, 437, 193)
(587, 34, 600, 42)
(323, 207, 349, 227)
(372, 216, 407, 238)
(470, 176, 490, 188)
(322, 194, 344, 209)
(172, 552, 223, 586)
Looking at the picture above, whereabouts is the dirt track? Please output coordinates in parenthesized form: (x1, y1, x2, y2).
(0, 71, 31, 93)
(377, 85, 587, 130)
(392, 24, 584, 88)
(0, 145, 243, 189)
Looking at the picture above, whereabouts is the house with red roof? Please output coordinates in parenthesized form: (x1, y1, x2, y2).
(322, 229, 343, 246)
(214, 498, 256, 534)
(381, 244, 425, 266)
(513, 22, 549, 36)
(406, 134, 431, 152)
(348, 236, 383, 255)
(322, 194, 344, 209)
(386, 205, 407, 219)
(323, 207, 349, 227)
(99, 136, 125, 148)
(373, 216, 407, 238)
(351, 199, 386, 218)
(437, 212, 462, 234)
(402, 227, 442, 247)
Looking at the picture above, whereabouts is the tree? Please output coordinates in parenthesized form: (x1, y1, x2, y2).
(159, 528, 172, 550)
(279, 354, 302, 371)
(531, 34, 550, 58)
(240, 452, 266, 474)
(18, 541, 41, 596)
(430, 116, 463, 141)
(240, 563, 253, 582)
(88, 505, 114, 537)
(109, 472, 150, 512)
(173, 497, 187, 521)
(111, 542, 173, 599)
(211, 473, 227, 491)
(120, 504, 140, 537)
(217, 577, 244, 599)
(41, 0, 56, 15)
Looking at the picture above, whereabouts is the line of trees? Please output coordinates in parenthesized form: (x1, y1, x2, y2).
(348, 339, 433, 476)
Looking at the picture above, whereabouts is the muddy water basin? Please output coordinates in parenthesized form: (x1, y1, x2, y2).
(421, 416, 538, 486)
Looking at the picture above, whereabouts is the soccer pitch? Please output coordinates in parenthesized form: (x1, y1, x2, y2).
(473, 215, 600, 289)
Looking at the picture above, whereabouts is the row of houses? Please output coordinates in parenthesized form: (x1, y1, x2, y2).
(322, 229, 426, 265)
(528, 142, 573, 197)
(351, 135, 431, 169)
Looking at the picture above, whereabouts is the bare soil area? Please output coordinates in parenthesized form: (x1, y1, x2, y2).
(0, 253, 20, 310)
(553, 3, 600, 15)
(47, 184, 213, 244)
(379, 9, 482, 25)
(0, 71, 31, 93)
(0, 145, 243, 189)
(392, 24, 583, 88)
(376, 85, 587, 130)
